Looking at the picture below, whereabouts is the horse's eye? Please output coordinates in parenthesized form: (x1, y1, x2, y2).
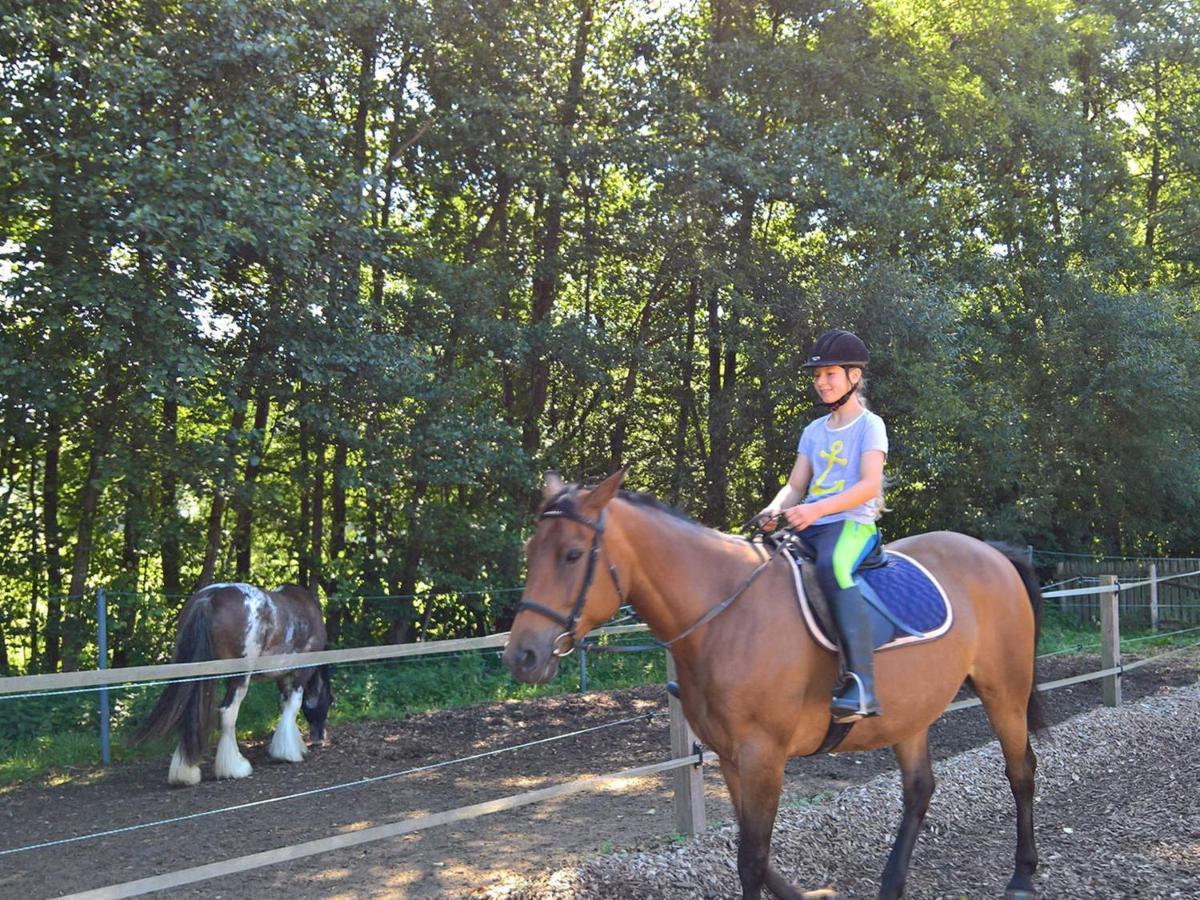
(565, 548, 583, 563)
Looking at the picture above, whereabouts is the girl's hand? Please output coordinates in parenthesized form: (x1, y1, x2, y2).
(755, 506, 783, 531)
(783, 503, 821, 531)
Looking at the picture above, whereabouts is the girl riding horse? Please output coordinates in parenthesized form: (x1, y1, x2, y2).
(757, 329, 887, 723)
(505, 471, 1044, 899)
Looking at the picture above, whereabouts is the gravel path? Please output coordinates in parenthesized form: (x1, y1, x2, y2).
(1, 654, 1195, 898)
(509, 680, 1200, 899)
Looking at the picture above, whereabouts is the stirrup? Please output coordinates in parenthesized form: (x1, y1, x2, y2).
(831, 672, 880, 723)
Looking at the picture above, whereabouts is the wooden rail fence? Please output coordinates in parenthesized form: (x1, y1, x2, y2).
(0, 577, 1195, 899)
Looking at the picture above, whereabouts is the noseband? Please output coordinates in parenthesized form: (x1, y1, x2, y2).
(515, 505, 625, 657)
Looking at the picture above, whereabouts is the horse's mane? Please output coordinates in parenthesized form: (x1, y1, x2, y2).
(542, 484, 723, 537)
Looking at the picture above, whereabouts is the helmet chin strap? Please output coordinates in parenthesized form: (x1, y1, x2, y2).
(823, 371, 860, 412)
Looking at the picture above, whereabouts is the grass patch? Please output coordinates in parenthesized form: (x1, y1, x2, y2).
(0, 636, 666, 787)
(4, 617, 1195, 788)
(1037, 607, 1200, 659)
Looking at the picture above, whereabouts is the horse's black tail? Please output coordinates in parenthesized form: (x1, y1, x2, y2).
(132, 594, 216, 762)
(989, 543, 1049, 734)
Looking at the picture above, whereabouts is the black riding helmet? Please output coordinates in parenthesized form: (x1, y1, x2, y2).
(801, 329, 869, 369)
(801, 330, 869, 411)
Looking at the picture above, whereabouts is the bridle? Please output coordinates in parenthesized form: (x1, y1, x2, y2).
(514, 504, 625, 657)
(514, 497, 786, 657)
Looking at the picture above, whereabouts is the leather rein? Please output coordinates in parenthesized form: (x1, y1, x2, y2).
(515, 502, 784, 657)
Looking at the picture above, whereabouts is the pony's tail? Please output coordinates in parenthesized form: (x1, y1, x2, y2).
(133, 595, 216, 761)
(989, 543, 1049, 734)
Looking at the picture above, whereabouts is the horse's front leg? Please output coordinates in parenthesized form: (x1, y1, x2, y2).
(214, 675, 253, 779)
(720, 743, 799, 900)
(268, 676, 309, 763)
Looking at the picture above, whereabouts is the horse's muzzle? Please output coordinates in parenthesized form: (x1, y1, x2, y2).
(503, 635, 561, 684)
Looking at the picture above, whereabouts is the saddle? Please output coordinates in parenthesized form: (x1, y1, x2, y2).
(772, 531, 953, 653)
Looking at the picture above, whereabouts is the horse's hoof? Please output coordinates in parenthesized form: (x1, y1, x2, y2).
(1005, 890, 1037, 900)
(168, 748, 202, 786)
(215, 757, 253, 779)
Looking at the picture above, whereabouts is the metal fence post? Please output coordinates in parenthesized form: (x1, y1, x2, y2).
(666, 653, 705, 838)
(1148, 563, 1159, 632)
(1099, 575, 1121, 708)
(97, 588, 111, 766)
(578, 646, 588, 693)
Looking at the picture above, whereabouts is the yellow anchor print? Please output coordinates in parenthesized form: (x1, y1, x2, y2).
(811, 440, 847, 496)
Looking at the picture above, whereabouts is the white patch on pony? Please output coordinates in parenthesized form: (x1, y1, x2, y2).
(214, 681, 253, 779)
(269, 686, 308, 763)
(236, 583, 272, 658)
(168, 744, 202, 786)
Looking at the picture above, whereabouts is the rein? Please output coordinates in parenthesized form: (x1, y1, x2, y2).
(519, 500, 785, 656)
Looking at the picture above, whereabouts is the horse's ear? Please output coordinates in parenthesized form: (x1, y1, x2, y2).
(582, 467, 627, 514)
(543, 471, 566, 501)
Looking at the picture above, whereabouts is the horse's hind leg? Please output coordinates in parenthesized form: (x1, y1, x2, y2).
(880, 730, 935, 899)
(1002, 738, 1038, 898)
(974, 682, 1038, 897)
(268, 682, 308, 763)
(214, 676, 253, 779)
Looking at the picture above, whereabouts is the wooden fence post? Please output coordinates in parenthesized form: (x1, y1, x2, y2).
(666, 653, 705, 837)
(1148, 563, 1159, 632)
(1099, 575, 1121, 707)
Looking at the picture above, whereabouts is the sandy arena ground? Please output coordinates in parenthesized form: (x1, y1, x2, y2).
(0, 650, 1196, 899)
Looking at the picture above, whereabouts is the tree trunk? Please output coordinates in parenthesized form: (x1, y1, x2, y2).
(28, 455, 41, 673)
(669, 279, 700, 507)
(388, 478, 429, 644)
(308, 433, 327, 601)
(196, 482, 230, 591)
(234, 388, 271, 580)
(609, 272, 667, 471)
(0, 618, 9, 676)
(43, 414, 63, 671)
(61, 424, 112, 670)
(298, 416, 311, 587)
(195, 367, 255, 591)
(363, 491, 381, 596)
(1144, 59, 1164, 253)
(522, 0, 593, 460)
(115, 464, 145, 669)
(160, 395, 181, 596)
(325, 437, 348, 643)
(704, 285, 732, 526)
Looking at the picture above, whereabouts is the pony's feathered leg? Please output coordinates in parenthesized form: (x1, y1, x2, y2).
(168, 744, 202, 786)
(269, 685, 308, 763)
(214, 676, 253, 779)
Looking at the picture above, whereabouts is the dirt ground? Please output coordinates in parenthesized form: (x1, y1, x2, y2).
(1, 650, 1197, 899)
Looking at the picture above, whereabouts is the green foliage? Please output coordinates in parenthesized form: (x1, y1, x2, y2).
(2, 0, 1200, 674)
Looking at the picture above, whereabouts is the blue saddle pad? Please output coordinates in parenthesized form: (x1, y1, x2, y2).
(857, 552, 951, 638)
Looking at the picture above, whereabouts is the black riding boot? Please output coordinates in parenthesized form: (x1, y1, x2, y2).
(831, 586, 882, 723)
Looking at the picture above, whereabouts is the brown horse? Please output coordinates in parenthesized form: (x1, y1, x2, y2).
(503, 471, 1045, 900)
(135, 583, 334, 786)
